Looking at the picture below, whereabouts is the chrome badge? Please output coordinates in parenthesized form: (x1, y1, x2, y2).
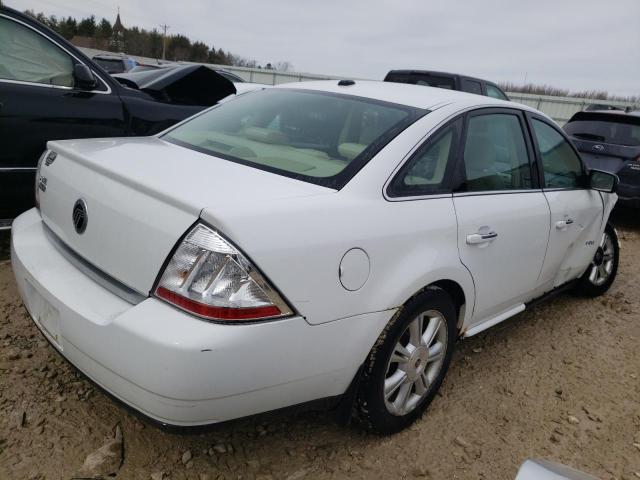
(37, 176, 47, 193)
(592, 144, 605, 152)
(72, 199, 88, 234)
(44, 151, 57, 166)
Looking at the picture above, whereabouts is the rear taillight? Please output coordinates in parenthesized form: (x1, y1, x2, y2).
(154, 223, 292, 322)
(34, 150, 47, 209)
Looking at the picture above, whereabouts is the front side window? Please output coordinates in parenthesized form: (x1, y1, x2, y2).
(459, 113, 532, 192)
(0, 17, 74, 87)
(486, 84, 509, 101)
(388, 119, 461, 197)
(164, 89, 425, 189)
(532, 119, 584, 189)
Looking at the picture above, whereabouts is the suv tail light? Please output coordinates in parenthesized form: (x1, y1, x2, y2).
(154, 223, 293, 322)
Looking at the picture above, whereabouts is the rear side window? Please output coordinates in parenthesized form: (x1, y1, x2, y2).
(459, 113, 532, 192)
(486, 84, 509, 101)
(385, 73, 455, 90)
(461, 79, 482, 95)
(0, 17, 74, 87)
(532, 119, 584, 189)
(388, 119, 461, 197)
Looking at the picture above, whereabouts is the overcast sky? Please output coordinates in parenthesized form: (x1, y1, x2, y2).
(10, 0, 640, 97)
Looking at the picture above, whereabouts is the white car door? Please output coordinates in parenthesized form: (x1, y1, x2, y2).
(452, 109, 551, 327)
(527, 115, 604, 290)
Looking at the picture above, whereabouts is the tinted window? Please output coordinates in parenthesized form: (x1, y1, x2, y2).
(532, 119, 584, 189)
(94, 58, 126, 74)
(165, 89, 425, 189)
(388, 119, 461, 197)
(486, 84, 509, 101)
(0, 17, 74, 87)
(564, 116, 640, 147)
(461, 79, 482, 95)
(460, 113, 532, 192)
(385, 73, 455, 90)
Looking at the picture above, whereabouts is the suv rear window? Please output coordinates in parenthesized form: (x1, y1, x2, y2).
(564, 113, 640, 146)
(93, 58, 126, 74)
(164, 88, 426, 189)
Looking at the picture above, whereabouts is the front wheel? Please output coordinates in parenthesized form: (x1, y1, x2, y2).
(353, 286, 457, 434)
(575, 223, 619, 297)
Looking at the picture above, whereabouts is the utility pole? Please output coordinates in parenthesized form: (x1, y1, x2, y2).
(160, 24, 169, 60)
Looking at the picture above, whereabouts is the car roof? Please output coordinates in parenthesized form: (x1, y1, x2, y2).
(275, 80, 524, 111)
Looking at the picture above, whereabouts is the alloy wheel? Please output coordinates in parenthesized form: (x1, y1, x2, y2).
(384, 310, 448, 416)
(588, 231, 615, 286)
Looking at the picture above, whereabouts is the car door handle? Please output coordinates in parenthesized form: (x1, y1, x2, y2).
(555, 218, 574, 229)
(466, 231, 498, 245)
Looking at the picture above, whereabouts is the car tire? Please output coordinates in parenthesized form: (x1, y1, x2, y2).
(574, 223, 619, 297)
(353, 286, 457, 434)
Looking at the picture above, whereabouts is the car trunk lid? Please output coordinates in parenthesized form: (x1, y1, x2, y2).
(38, 137, 331, 296)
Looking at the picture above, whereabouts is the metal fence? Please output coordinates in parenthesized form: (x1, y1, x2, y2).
(80, 47, 637, 125)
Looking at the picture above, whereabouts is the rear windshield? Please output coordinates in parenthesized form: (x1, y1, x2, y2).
(93, 58, 125, 74)
(163, 89, 425, 189)
(565, 113, 640, 146)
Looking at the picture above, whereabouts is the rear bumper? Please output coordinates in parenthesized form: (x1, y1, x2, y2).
(11, 209, 393, 426)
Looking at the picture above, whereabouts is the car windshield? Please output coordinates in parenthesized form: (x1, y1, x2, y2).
(565, 114, 640, 147)
(163, 88, 425, 188)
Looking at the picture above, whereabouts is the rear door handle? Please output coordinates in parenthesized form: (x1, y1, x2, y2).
(555, 218, 574, 229)
(466, 231, 498, 245)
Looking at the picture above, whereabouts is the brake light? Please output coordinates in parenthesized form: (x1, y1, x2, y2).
(154, 223, 292, 322)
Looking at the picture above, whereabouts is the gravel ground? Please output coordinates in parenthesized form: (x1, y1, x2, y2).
(0, 210, 639, 480)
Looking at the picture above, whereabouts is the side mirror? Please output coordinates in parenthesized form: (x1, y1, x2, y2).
(73, 64, 97, 90)
(589, 169, 618, 193)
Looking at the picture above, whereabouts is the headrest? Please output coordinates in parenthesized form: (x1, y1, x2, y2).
(241, 127, 288, 145)
(338, 143, 367, 161)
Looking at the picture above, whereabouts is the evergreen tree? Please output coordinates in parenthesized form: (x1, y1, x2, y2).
(77, 15, 96, 36)
(96, 18, 112, 40)
(57, 16, 78, 39)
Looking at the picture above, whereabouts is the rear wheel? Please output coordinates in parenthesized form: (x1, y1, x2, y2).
(353, 287, 456, 434)
(575, 223, 619, 297)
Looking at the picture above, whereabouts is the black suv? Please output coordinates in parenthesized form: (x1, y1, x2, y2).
(384, 70, 509, 100)
(564, 110, 640, 207)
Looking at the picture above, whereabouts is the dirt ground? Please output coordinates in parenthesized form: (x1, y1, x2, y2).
(0, 210, 639, 480)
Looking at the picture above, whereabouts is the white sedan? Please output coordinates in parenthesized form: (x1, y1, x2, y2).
(11, 80, 619, 433)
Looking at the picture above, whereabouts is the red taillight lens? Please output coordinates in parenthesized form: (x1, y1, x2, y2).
(154, 223, 292, 322)
(156, 287, 282, 320)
